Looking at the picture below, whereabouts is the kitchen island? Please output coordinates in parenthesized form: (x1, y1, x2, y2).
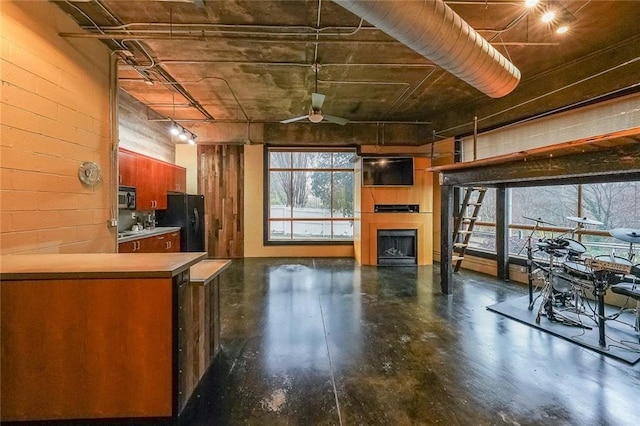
(0, 252, 207, 422)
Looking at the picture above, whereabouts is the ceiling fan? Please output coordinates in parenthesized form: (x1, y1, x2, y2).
(280, 64, 349, 126)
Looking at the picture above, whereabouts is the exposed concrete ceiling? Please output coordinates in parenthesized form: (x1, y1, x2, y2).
(55, 0, 640, 146)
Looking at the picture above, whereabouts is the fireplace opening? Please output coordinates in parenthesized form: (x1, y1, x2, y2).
(377, 229, 417, 265)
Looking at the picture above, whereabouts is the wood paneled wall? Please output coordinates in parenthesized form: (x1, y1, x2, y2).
(198, 145, 244, 258)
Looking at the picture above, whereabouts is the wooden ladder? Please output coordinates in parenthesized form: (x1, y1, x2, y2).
(452, 187, 487, 272)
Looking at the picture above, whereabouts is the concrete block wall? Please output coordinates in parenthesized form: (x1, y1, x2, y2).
(0, 0, 114, 254)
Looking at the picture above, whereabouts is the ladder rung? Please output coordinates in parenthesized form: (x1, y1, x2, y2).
(458, 230, 473, 234)
(452, 256, 464, 261)
(462, 217, 478, 221)
(453, 243, 467, 248)
(472, 187, 487, 192)
(467, 203, 482, 206)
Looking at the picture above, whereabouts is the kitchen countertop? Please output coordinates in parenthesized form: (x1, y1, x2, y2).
(0, 252, 207, 281)
(189, 259, 232, 286)
(118, 226, 181, 243)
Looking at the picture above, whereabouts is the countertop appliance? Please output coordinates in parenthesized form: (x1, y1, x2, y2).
(157, 194, 205, 252)
(118, 186, 136, 210)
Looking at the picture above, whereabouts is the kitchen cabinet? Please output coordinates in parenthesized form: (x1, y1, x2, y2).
(0, 253, 206, 422)
(118, 230, 181, 253)
(118, 149, 137, 186)
(119, 149, 186, 211)
(167, 164, 187, 193)
(136, 155, 165, 210)
(149, 232, 180, 252)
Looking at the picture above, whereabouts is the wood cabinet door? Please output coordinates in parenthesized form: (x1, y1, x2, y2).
(118, 241, 139, 253)
(167, 231, 181, 252)
(166, 165, 187, 193)
(154, 164, 168, 210)
(118, 150, 137, 187)
(135, 156, 157, 210)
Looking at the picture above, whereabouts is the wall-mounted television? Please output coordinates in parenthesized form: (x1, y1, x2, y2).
(362, 157, 414, 186)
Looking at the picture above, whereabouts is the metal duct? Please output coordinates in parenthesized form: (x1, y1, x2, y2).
(333, 0, 521, 98)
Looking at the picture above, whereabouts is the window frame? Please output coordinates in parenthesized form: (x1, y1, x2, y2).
(263, 146, 356, 246)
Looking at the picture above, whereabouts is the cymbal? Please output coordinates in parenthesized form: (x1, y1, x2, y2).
(609, 228, 640, 244)
(522, 216, 555, 225)
(566, 216, 604, 226)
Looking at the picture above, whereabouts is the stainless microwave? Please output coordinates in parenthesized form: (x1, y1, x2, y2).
(118, 186, 136, 210)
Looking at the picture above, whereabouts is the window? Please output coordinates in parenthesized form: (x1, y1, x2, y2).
(266, 148, 355, 243)
(508, 181, 640, 260)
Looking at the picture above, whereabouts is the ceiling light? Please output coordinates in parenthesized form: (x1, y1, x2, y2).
(179, 130, 188, 141)
(524, 0, 538, 8)
(551, 6, 576, 35)
(170, 122, 180, 136)
(308, 112, 323, 123)
(541, 10, 556, 23)
(187, 134, 196, 145)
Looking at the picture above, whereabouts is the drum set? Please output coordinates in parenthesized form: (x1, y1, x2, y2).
(523, 216, 640, 346)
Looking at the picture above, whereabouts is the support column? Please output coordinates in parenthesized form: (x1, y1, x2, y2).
(496, 186, 509, 281)
(440, 184, 453, 294)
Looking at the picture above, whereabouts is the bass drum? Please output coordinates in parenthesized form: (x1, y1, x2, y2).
(551, 269, 575, 293)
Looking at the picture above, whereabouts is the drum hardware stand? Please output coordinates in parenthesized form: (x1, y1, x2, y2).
(521, 217, 551, 310)
(592, 271, 614, 347)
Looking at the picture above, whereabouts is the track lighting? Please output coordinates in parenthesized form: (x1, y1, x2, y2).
(527, 1, 575, 36)
(170, 122, 180, 136)
(168, 120, 198, 144)
(541, 10, 555, 23)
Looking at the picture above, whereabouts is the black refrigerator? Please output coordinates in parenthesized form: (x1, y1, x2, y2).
(157, 194, 205, 252)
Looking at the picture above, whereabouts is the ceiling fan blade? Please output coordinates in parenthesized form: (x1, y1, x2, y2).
(311, 92, 325, 110)
(323, 114, 349, 126)
(280, 115, 310, 124)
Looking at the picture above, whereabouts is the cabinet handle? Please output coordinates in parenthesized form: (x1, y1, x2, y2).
(136, 241, 141, 251)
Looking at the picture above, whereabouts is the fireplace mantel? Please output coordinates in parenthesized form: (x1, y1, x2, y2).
(354, 157, 434, 266)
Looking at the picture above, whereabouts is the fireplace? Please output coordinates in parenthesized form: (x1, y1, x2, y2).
(377, 229, 418, 265)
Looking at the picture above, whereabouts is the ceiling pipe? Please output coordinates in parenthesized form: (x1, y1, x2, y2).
(332, 0, 521, 98)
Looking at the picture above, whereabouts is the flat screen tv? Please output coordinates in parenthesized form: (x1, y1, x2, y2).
(362, 157, 414, 186)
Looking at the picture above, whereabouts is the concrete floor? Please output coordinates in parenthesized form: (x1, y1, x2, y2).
(177, 258, 639, 426)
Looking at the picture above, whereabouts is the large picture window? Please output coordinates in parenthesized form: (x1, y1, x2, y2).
(266, 148, 355, 243)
